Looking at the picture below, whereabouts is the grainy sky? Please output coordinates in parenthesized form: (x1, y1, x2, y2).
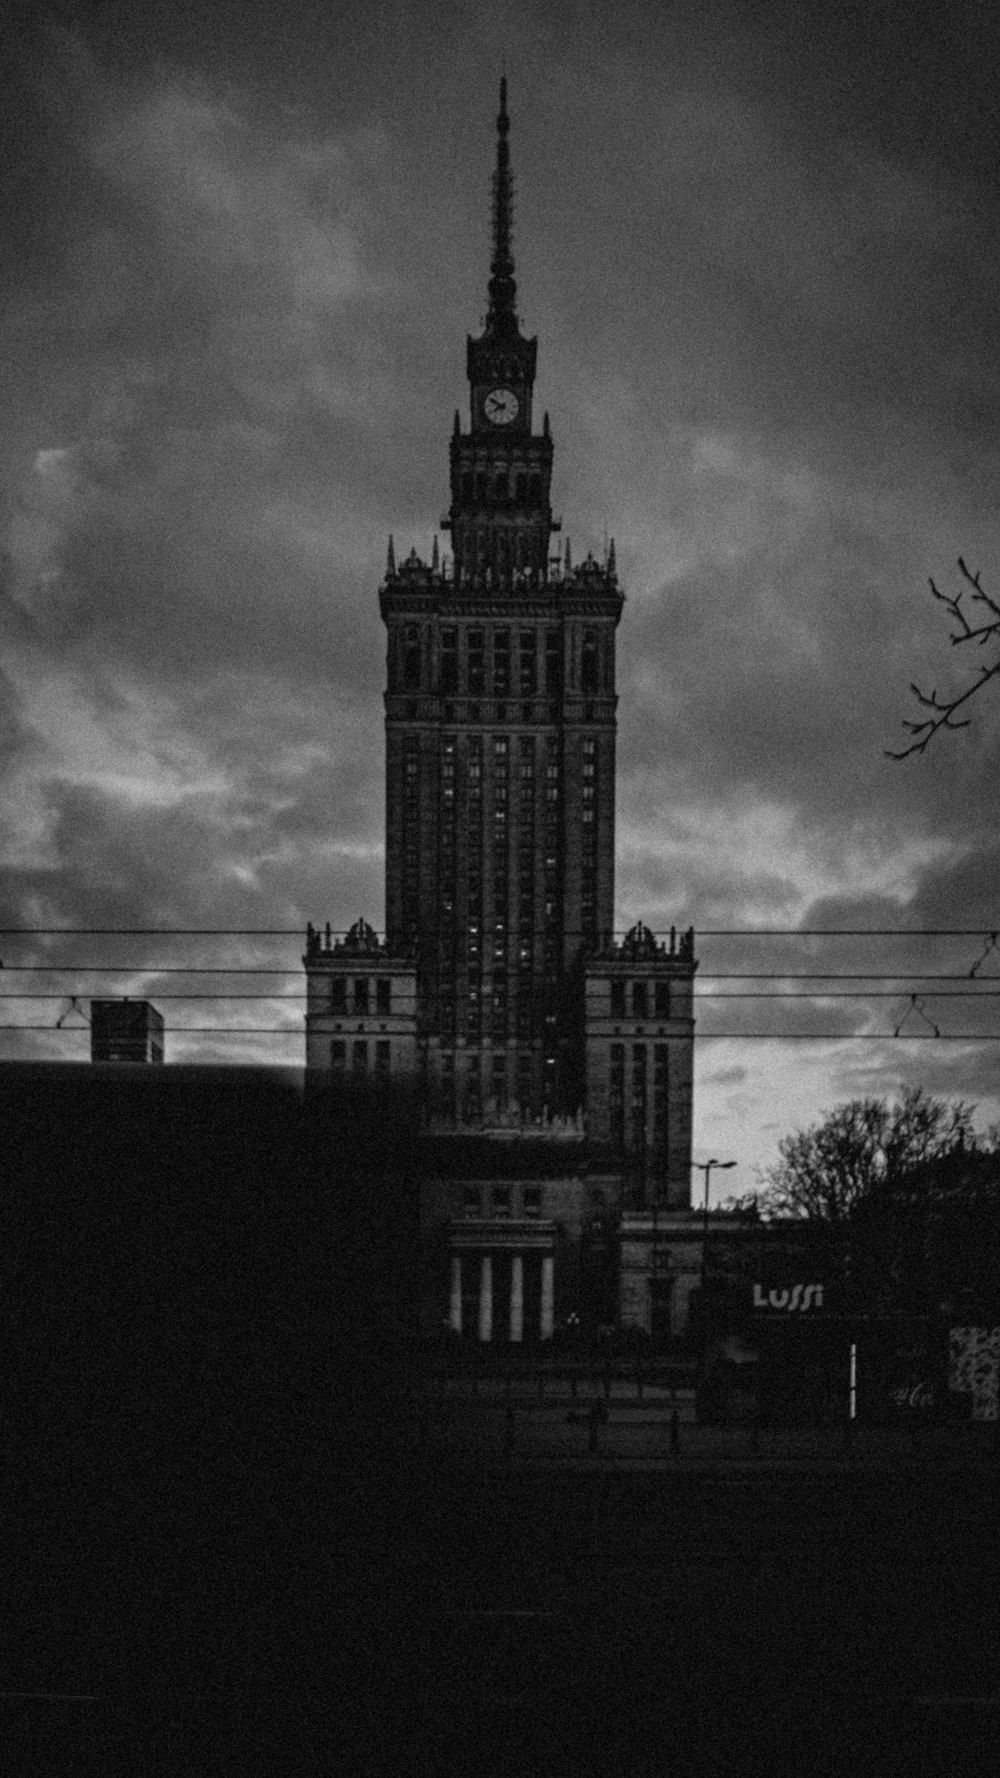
(2, 0, 999, 1185)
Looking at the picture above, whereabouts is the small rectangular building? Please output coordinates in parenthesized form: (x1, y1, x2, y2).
(90, 999, 164, 1065)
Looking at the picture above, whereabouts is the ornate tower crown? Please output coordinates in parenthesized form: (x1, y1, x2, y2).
(466, 77, 538, 417)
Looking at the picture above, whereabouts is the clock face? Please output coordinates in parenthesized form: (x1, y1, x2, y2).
(484, 387, 520, 426)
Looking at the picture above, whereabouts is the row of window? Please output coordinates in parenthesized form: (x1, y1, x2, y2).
(330, 1039, 392, 1072)
(325, 977, 394, 1014)
(461, 1183, 543, 1220)
(401, 734, 421, 938)
(609, 1042, 670, 1148)
(456, 527, 548, 577)
(603, 980, 671, 1018)
(456, 469, 545, 505)
(401, 625, 603, 697)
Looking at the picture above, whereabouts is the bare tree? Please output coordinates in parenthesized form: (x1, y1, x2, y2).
(757, 1087, 976, 1223)
(888, 558, 1000, 758)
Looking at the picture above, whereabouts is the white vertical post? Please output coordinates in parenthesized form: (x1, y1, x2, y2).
(540, 1253, 555, 1341)
(449, 1255, 463, 1334)
(849, 1341, 857, 1421)
(478, 1254, 493, 1342)
(510, 1253, 524, 1343)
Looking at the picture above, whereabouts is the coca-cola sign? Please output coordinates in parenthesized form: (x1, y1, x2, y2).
(892, 1381, 936, 1412)
(752, 1282, 825, 1313)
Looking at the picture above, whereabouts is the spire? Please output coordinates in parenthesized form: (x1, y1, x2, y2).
(386, 535, 395, 576)
(486, 76, 517, 333)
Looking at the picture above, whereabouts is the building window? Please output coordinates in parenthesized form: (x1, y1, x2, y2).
(402, 736, 420, 939)
(517, 1053, 533, 1112)
(376, 979, 391, 1015)
(440, 627, 458, 694)
(519, 630, 536, 695)
(491, 1052, 507, 1107)
(610, 980, 625, 1019)
(463, 1186, 481, 1218)
(330, 978, 347, 1013)
(354, 979, 369, 1014)
(655, 981, 670, 1017)
(632, 981, 648, 1019)
(492, 1185, 511, 1219)
(331, 1039, 346, 1069)
(610, 1043, 625, 1144)
(352, 1040, 368, 1072)
(493, 629, 510, 695)
(545, 628, 562, 694)
(631, 1044, 647, 1140)
(375, 1040, 391, 1074)
(581, 630, 599, 696)
(464, 1053, 481, 1113)
(523, 1186, 541, 1219)
(467, 628, 485, 695)
(403, 625, 421, 691)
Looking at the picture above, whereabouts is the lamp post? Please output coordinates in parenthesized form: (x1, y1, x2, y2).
(694, 1158, 737, 1310)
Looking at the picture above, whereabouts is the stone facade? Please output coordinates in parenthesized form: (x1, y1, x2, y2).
(303, 919, 418, 1084)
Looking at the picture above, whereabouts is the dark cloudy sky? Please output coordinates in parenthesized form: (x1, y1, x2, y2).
(2, 0, 999, 1184)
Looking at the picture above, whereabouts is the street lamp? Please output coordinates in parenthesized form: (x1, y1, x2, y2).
(694, 1158, 737, 1300)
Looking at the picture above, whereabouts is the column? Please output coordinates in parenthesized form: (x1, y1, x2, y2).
(540, 1252, 554, 1340)
(449, 1254, 462, 1334)
(509, 1254, 524, 1343)
(478, 1254, 493, 1342)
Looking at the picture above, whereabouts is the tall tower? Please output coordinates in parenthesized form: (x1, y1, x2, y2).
(306, 83, 699, 1345)
(380, 80, 623, 1127)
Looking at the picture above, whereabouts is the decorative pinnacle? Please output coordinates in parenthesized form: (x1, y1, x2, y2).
(386, 535, 395, 575)
(486, 76, 517, 330)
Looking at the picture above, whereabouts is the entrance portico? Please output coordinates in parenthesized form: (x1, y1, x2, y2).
(449, 1221, 556, 1343)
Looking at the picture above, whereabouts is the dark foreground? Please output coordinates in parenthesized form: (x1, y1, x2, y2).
(6, 1419, 1000, 1776)
(3, 1072, 997, 1772)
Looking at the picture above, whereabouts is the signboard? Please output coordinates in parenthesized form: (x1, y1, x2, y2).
(752, 1282, 825, 1314)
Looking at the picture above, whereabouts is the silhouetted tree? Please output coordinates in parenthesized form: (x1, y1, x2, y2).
(757, 1087, 977, 1223)
(889, 558, 1000, 757)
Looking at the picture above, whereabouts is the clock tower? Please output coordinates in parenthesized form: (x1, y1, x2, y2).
(306, 81, 699, 1348)
(448, 78, 554, 586)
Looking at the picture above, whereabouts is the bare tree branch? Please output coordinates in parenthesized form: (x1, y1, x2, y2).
(887, 559, 1000, 758)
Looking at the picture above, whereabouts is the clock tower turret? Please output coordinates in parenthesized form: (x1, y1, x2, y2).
(446, 78, 555, 586)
